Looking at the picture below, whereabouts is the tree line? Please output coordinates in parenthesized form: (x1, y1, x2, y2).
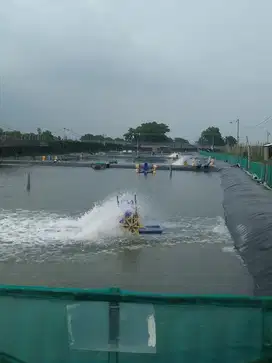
(81, 122, 189, 144)
(0, 123, 237, 147)
(0, 121, 188, 157)
(198, 126, 237, 147)
(0, 127, 58, 142)
(0, 122, 190, 144)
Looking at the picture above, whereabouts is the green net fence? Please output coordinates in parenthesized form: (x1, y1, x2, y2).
(0, 285, 271, 363)
(199, 151, 272, 187)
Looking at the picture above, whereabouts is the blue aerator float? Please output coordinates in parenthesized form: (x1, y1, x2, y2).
(135, 162, 157, 176)
(117, 195, 163, 235)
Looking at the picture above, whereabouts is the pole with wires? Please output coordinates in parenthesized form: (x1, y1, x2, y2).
(265, 129, 271, 144)
(230, 118, 240, 144)
(236, 118, 240, 144)
(255, 116, 271, 144)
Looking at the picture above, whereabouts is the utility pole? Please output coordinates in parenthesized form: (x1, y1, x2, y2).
(265, 129, 271, 143)
(136, 133, 140, 156)
(230, 118, 240, 144)
(246, 136, 251, 170)
(255, 117, 271, 144)
(0, 77, 5, 145)
(236, 118, 240, 144)
(63, 128, 68, 140)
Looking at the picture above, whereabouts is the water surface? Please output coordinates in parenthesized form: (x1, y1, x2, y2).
(0, 165, 252, 294)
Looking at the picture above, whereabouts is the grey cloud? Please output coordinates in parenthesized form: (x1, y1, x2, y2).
(1, 0, 272, 141)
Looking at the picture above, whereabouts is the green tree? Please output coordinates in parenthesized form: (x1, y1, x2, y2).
(198, 126, 225, 146)
(81, 134, 110, 142)
(5, 130, 22, 139)
(123, 122, 170, 142)
(40, 130, 55, 142)
(104, 136, 113, 142)
(123, 128, 136, 142)
(22, 132, 38, 140)
(225, 135, 237, 147)
(80, 133, 94, 141)
(92, 135, 105, 141)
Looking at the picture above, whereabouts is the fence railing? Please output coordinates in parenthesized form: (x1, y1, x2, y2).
(199, 151, 272, 188)
(0, 285, 271, 363)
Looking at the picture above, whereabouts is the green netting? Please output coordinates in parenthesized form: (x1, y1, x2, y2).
(199, 151, 272, 187)
(249, 162, 265, 180)
(0, 286, 271, 363)
(266, 164, 272, 187)
(240, 157, 249, 169)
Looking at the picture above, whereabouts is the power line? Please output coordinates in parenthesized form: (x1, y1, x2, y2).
(256, 116, 272, 127)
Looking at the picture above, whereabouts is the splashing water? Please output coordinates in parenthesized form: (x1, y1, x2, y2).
(172, 155, 194, 166)
(0, 192, 149, 247)
(0, 191, 232, 262)
(162, 216, 232, 244)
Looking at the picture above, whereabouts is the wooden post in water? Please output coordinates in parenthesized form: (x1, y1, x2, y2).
(169, 164, 173, 179)
(26, 172, 31, 192)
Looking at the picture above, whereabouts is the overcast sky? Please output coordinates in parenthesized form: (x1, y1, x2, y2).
(1, 0, 272, 142)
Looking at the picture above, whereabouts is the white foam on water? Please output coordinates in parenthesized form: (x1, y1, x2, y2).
(162, 216, 232, 245)
(172, 155, 193, 166)
(163, 216, 226, 232)
(212, 216, 231, 236)
(0, 190, 233, 261)
(0, 192, 150, 248)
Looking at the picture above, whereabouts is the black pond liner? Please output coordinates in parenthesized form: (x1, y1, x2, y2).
(220, 167, 272, 296)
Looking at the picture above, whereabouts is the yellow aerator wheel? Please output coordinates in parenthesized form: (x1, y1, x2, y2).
(122, 213, 142, 234)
